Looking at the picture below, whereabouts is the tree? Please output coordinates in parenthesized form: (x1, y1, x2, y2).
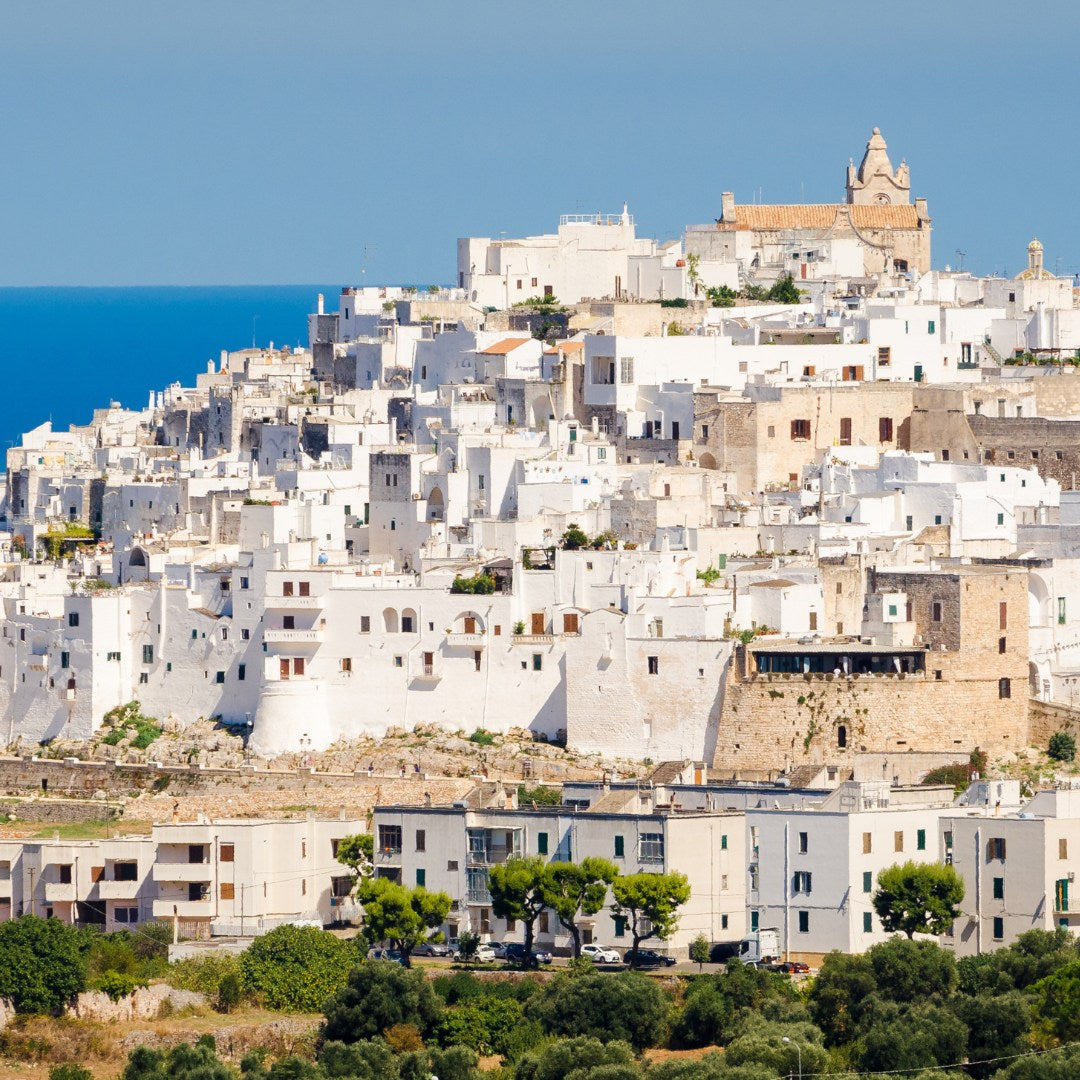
(488, 856, 550, 967)
(336, 834, 374, 882)
(560, 524, 590, 551)
(1049, 731, 1076, 762)
(515, 1037, 639, 1080)
(765, 275, 803, 305)
(456, 931, 480, 966)
(323, 961, 443, 1043)
(238, 924, 357, 1012)
(356, 878, 451, 965)
(523, 973, 668, 1051)
(545, 858, 619, 958)
(872, 861, 964, 938)
(609, 871, 690, 966)
(808, 950, 877, 1045)
(689, 933, 711, 973)
(0, 914, 87, 1013)
(857, 1001, 968, 1074)
(1032, 959, 1080, 1042)
(122, 1039, 234, 1080)
(705, 285, 737, 308)
(868, 936, 958, 1001)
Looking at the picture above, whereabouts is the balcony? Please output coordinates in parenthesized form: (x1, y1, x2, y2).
(467, 846, 519, 867)
(265, 595, 323, 610)
(153, 862, 213, 884)
(414, 664, 441, 682)
(263, 628, 324, 644)
(511, 634, 555, 645)
(96, 879, 141, 900)
(152, 899, 212, 919)
(44, 881, 77, 902)
(446, 632, 485, 648)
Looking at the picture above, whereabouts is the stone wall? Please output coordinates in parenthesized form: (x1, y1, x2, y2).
(1029, 697, 1080, 747)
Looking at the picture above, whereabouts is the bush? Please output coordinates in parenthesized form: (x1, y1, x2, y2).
(439, 997, 524, 1055)
(0, 915, 87, 1013)
(1049, 731, 1076, 762)
(240, 924, 357, 1013)
(517, 784, 562, 807)
(92, 970, 145, 1001)
(450, 574, 496, 595)
(560, 524, 589, 551)
(216, 972, 242, 1013)
(166, 952, 244, 999)
(323, 961, 443, 1043)
(468, 729, 495, 746)
(523, 970, 668, 1051)
(515, 1037, 638, 1080)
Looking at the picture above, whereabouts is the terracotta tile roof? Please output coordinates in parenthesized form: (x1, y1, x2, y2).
(543, 341, 585, 355)
(479, 337, 531, 355)
(720, 203, 920, 231)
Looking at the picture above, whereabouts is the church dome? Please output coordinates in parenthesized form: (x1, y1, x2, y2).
(1028, 237, 1044, 251)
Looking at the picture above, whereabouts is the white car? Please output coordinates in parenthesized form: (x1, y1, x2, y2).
(581, 943, 621, 964)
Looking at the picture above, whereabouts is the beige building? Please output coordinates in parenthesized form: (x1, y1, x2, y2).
(686, 129, 932, 280)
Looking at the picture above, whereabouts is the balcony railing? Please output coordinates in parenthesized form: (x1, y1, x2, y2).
(265, 595, 323, 609)
(263, 628, 324, 644)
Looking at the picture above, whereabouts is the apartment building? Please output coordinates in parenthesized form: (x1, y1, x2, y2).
(372, 783, 745, 956)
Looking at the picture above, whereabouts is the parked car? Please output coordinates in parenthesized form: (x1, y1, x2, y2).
(766, 960, 810, 974)
(487, 941, 509, 959)
(472, 943, 497, 963)
(580, 944, 621, 964)
(367, 947, 409, 966)
(628, 948, 677, 968)
(504, 942, 554, 965)
(412, 941, 450, 957)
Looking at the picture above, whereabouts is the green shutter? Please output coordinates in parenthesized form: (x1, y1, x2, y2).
(863, 912, 872, 932)
(721, 834, 728, 850)
(416, 868, 426, 887)
(614, 835, 624, 858)
(917, 829, 926, 851)
(993, 877, 1004, 900)
(537, 832, 548, 855)
(863, 871, 872, 893)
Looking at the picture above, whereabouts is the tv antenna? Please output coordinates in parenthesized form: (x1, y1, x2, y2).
(954, 249, 966, 272)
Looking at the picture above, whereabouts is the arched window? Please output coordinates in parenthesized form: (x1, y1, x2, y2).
(383, 608, 399, 633)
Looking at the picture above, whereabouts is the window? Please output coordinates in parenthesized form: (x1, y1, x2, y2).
(1060, 838, 1068, 860)
(378, 825, 402, 854)
(240, 576, 249, 590)
(620, 357, 634, 384)
(647, 656, 659, 675)
(877, 346, 891, 366)
(917, 829, 926, 851)
(860, 911, 873, 933)
(188, 882, 208, 902)
(639, 833, 664, 862)
(721, 914, 729, 930)
(863, 870, 873, 893)
(839, 417, 852, 445)
(416, 868, 426, 887)
(394, 656, 403, 668)
(790, 419, 811, 441)
(220, 882, 235, 900)
(613, 915, 627, 938)
(592, 356, 616, 384)
(927, 320, 936, 334)
(537, 832, 548, 855)
(863, 832, 872, 854)
(142, 644, 153, 664)
(798, 831, 808, 854)
(721, 834, 728, 850)
(992, 876, 1004, 900)
(215, 671, 225, 684)
(614, 835, 624, 858)
(416, 830, 426, 852)
(993, 916, 1004, 940)
(1000, 602, 1008, 630)
(241, 628, 250, 640)
(932, 601, 942, 622)
(997, 512, 1004, 525)
(879, 417, 894, 442)
(894, 831, 904, 852)
(793, 871, 812, 894)
(68, 613, 79, 627)
(988, 837, 1006, 861)
(283, 581, 294, 597)
(402, 615, 414, 633)
(838, 724, 847, 748)
(999, 678, 1011, 699)
(360, 616, 370, 633)
(60, 651, 69, 669)
(1059, 597, 1067, 626)
(798, 911, 809, 933)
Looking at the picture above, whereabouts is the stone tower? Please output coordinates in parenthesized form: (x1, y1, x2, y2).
(846, 127, 911, 205)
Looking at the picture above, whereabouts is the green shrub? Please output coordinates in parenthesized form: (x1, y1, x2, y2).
(166, 952, 244, 999)
(323, 961, 443, 1043)
(0, 915, 87, 1013)
(93, 970, 145, 1001)
(450, 574, 496, 595)
(1049, 731, 1077, 762)
(239, 924, 357, 1012)
(517, 784, 561, 806)
(468, 729, 495, 746)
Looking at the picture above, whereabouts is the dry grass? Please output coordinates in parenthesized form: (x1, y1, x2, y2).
(0, 1007, 322, 1076)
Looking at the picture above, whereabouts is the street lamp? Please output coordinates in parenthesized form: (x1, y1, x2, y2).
(782, 1037, 802, 1080)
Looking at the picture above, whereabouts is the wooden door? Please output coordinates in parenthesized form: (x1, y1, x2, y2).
(531, 612, 545, 635)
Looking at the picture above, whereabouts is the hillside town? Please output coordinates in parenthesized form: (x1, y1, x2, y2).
(4, 128, 1080, 972)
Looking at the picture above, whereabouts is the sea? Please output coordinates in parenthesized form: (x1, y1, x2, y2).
(0, 285, 340, 450)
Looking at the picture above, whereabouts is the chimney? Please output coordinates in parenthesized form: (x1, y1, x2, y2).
(317, 293, 325, 315)
(720, 192, 735, 222)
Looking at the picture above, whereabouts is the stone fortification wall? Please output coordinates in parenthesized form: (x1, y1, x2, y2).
(1028, 698, 1080, 747)
(714, 655, 1030, 773)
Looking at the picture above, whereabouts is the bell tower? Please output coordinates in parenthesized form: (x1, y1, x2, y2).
(846, 128, 911, 205)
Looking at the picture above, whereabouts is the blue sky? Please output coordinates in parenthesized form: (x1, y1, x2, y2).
(3, 0, 1077, 285)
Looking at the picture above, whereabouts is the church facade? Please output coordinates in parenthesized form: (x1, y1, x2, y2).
(686, 128, 932, 282)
